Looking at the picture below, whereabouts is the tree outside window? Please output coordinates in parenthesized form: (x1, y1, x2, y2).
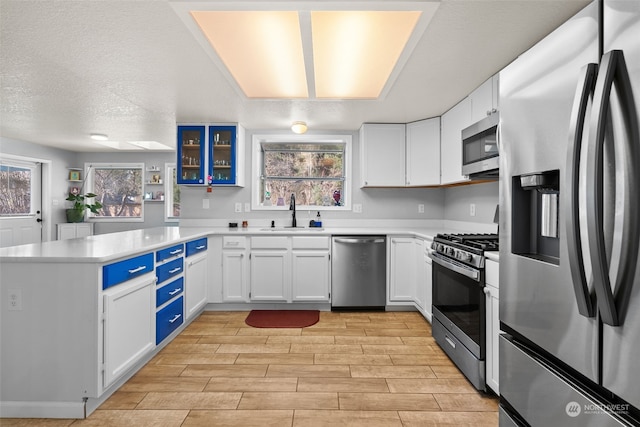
(0, 163, 32, 215)
(88, 164, 143, 219)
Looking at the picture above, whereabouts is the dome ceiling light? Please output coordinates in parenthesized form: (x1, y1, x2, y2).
(291, 121, 308, 134)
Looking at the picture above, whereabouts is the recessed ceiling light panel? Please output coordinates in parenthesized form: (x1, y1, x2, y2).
(191, 11, 308, 98)
(311, 11, 421, 99)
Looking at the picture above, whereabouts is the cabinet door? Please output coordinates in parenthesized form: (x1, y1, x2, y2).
(103, 273, 155, 388)
(440, 98, 472, 185)
(209, 125, 237, 185)
(177, 125, 206, 184)
(57, 224, 77, 240)
(76, 223, 93, 238)
(222, 251, 248, 302)
(250, 250, 290, 301)
(292, 251, 330, 301)
(406, 118, 440, 186)
(360, 123, 406, 187)
(389, 237, 416, 303)
(470, 78, 495, 124)
(424, 251, 433, 323)
(413, 240, 426, 311)
(485, 283, 500, 394)
(185, 251, 208, 320)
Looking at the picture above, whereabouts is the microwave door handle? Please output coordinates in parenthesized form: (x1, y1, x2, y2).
(565, 63, 598, 318)
(587, 50, 640, 327)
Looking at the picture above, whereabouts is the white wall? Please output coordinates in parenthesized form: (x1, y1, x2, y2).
(443, 181, 499, 224)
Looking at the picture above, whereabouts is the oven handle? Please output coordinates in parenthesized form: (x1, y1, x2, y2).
(429, 252, 480, 282)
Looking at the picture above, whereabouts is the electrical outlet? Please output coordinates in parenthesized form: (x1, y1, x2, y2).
(234, 202, 242, 213)
(202, 198, 210, 209)
(8, 289, 22, 311)
(353, 203, 363, 213)
(244, 203, 250, 213)
(470, 203, 476, 217)
(418, 204, 425, 213)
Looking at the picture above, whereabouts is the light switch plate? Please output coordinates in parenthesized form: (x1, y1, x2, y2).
(203, 199, 210, 209)
(235, 202, 242, 213)
(244, 203, 250, 212)
(353, 204, 362, 213)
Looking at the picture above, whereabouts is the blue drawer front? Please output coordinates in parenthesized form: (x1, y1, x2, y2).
(156, 244, 184, 263)
(156, 277, 184, 307)
(156, 257, 183, 284)
(103, 253, 154, 290)
(156, 296, 183, 344)
(186, 238, 207, 257)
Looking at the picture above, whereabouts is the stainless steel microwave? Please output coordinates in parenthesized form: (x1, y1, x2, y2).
(461, 113, 500, 178)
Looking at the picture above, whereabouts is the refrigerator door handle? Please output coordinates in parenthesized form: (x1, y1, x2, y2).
(566, 62, 598, 318)
(587, 50, 640, 327)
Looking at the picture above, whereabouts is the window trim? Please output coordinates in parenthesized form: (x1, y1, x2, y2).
(0, 158, 38, 218)
(85, 162, 144, 222)
(164, 163, 179, 223)
(251, 134, 352, 211)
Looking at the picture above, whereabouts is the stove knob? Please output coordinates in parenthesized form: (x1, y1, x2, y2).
(462, 253, 472, 262)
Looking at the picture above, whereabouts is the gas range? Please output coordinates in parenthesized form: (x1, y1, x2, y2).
(431, 233, 499, 269)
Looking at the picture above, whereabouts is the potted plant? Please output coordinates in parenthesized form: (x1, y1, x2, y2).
(65, 187, 102, 223)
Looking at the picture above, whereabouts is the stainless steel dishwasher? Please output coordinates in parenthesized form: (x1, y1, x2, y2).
(331, 236, 386, 309)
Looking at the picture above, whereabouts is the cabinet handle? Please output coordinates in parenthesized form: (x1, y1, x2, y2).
(170, 249, 183, 255)
(196, 245, 206, 250)
(169, 267, 181, 274)
(168, 314, 182, 323)
(128, 266, 147, 274)
(483, 287, 490, 296)
(227, 242, 239, 246)
(169, 288, 182, 296)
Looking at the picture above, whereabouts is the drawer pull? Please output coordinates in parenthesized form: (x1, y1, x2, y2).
(227, 242, 239, 246)
(169, 267, 181, 274)
(445, 335, 456, 349)
(196, 245, 206, 250)
(170, 249, 183, 255)
(169, 288, 182, 296)
(168, 314, 182, 324)
(128, 266, 147, 274)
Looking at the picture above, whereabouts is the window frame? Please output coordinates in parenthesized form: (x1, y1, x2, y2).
(164, 163, 180, 222)
(251, 133, 352, 211)
(85, 162, 145, 222)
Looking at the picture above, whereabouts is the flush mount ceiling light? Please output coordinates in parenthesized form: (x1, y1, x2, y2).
(174, 2, 439, 100)
(291, 121, 308, 134)
(90, 133, 109, 141)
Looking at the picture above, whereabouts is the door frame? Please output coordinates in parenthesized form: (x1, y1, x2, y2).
(0, 153, 52, 243)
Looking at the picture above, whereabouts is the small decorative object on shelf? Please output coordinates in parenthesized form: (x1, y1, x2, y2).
(151, 174, 162, 184)
(68, 170, 81, 181)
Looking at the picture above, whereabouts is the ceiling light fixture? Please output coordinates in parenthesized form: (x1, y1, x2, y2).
(291, 121, 308, 134)
(90, 133, 109, 141)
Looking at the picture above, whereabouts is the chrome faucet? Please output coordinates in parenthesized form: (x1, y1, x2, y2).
(289, 193, 297, 228)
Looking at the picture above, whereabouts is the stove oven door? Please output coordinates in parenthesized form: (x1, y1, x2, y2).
(430, 252, 486, 390)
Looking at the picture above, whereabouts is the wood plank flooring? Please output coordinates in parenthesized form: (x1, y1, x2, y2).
(1, 311, 498, 426)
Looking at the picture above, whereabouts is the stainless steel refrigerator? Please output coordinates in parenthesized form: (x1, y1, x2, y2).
(499, 0, 640, 425)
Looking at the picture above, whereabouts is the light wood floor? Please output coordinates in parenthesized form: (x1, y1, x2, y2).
(2, 311, 498, 426)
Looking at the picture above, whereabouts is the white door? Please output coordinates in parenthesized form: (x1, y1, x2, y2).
(0, 158, 43, 247)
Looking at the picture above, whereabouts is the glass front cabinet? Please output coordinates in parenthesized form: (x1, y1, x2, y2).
(177, 124, 244, 186)
(177, 125, 206, 184)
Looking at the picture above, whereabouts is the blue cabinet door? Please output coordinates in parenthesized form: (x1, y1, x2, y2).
(177, 125, 206, 184)
(209, 125, 237, 185)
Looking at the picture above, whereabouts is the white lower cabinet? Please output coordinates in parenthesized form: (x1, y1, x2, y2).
(413, 239, 426, 311)
(485, 259, 500, 394)
(222, 236, 249, 302)
(250, 250, 290, 301)
(57, 223, 93, 240)
(388, 237, 416, 303)
(422, 242, 433, 322)
(185, 250, 208, 319)
(102, 272, 155, 388)
(291, 236, 331, 301)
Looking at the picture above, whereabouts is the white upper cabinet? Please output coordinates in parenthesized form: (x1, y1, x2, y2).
(360, 123, 406, 187)
(470, 74, 500, 124)
(406, 117, 440, 186)
(440, 97, 472, 185)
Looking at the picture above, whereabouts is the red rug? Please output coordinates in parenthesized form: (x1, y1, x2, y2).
(245, 310, 320, 328)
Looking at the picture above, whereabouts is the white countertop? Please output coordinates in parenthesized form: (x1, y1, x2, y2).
(0, 225, 493, 263)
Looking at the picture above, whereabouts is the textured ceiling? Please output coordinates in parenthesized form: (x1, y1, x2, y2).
(0, 0, 591, 152)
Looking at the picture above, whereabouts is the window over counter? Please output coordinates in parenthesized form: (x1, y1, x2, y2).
(165, 163, 180, 222)
(85, 163, 144, 221)
(252, 134, 352, 211)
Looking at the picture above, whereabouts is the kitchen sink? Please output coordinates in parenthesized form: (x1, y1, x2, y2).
(259, 227, 324, 232)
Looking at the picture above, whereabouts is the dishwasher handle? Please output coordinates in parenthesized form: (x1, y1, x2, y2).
(333, 237, 385, 244)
